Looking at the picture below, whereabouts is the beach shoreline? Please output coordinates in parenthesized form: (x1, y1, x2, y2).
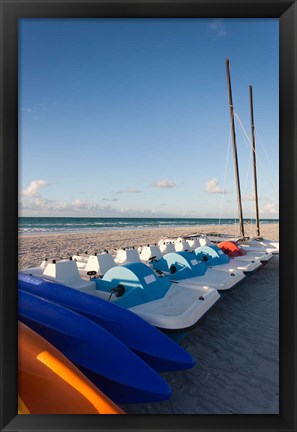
(18, 223, 279, 269)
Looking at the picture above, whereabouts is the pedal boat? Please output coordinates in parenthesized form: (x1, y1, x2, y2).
(194, 244, 262, 274)
(18, 271, 195, 372)
(139, 245, 245, 291)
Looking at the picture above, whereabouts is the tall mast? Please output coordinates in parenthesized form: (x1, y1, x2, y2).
(225, 58, 245, 238)
(249, 85, 261, 237)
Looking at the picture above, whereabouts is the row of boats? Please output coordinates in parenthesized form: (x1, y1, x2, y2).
(18, 233, 279, 414)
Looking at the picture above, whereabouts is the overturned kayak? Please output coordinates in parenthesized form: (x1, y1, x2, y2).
(18, 272, 195, 372)
(18, 290, 172, 404)
(18, 321, 123, 414)
(148, 250, 245, 291)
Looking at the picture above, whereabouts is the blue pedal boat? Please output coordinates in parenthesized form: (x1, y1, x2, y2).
(94, 261, 220, 332)
(149, 250, 245, 291)
(194, 244, 262, 274)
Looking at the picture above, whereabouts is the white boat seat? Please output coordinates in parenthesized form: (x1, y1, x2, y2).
(174, 239, 191, 252)
(198, 236, 212, 246)
(84, 253, 117, 275)
(159, 242, 176, 254)
(42, 259, 95, 290)
(115, 248, 141, 264)
(186, 239, 201, 250)
(140, 245, 163, 262)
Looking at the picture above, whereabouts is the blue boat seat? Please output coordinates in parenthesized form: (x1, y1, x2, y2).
(194, 245, 230, 266)
(98, 262, 170, 308)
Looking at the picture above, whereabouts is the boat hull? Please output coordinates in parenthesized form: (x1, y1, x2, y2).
(18, 322, 123, 414)
(18, 290, 172, 404)
(18, 272, 194, 372)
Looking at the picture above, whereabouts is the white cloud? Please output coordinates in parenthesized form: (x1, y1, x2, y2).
(152, 179, 176, 189)
(205, 178, 226, 194)
(102, 197, 118, 202)
(116, 188, 142, 194)
(19, 195, 118, 215)
(209, 19, 226, 38)
(22, 180, 49, 197)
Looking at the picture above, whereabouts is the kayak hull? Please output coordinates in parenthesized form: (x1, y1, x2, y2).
(18, 290, 172, 404)
(18, 272, 195, 372)
(18, 321, 123, 414)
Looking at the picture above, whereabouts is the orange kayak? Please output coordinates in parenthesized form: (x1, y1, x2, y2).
(18, 321, 124, 414)
(18, 395, 30, 414)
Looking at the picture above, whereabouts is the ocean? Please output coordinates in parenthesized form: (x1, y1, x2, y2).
(18, 217, 279, 235)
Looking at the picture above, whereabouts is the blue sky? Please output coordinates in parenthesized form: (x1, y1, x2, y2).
(19, 18, 279, 218)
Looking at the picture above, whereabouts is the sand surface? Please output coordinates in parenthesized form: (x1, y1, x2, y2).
(18, 223, 279, 414)
(18, 223, 278, 269)
(122, 256, 279, 414)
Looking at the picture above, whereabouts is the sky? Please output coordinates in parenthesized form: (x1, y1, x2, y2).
(19, 18, 279, 219)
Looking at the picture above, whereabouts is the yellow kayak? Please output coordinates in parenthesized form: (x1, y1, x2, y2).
(18, 321, 124, 414)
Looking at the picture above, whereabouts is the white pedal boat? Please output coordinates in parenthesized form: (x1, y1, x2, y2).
(193, 244, 262, 274)
(21, 258, 220, 332)
(139, 245, 245, 291)
(216, 240, 271, 265)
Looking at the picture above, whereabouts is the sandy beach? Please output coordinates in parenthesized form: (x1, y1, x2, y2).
(18, 223, 279, 414)
(122, 255, 279, 414)
(18, 223, 279, 269)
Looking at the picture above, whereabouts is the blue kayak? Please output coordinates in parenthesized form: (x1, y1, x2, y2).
(18, 289, 171, 404)
(18, 272, 194, 372)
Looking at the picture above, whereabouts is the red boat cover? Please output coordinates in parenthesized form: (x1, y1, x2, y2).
(217, 241, 247, 258)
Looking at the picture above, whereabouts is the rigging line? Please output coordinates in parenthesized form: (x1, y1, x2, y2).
(234, 191, 237, 237)
(236, 119, 255, 229)
(254, 127, 278, 179)
(233, 112, 279, 198)
(217, 124, 232, 236)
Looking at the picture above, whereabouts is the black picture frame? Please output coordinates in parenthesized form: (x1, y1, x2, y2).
(0, 1, 296, 431)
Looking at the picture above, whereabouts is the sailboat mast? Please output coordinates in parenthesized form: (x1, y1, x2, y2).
(249, 85, 261, 237)
(225, 58, 245, 238)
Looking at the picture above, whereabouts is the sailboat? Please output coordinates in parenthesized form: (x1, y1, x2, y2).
(201, 59, 279, 254)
